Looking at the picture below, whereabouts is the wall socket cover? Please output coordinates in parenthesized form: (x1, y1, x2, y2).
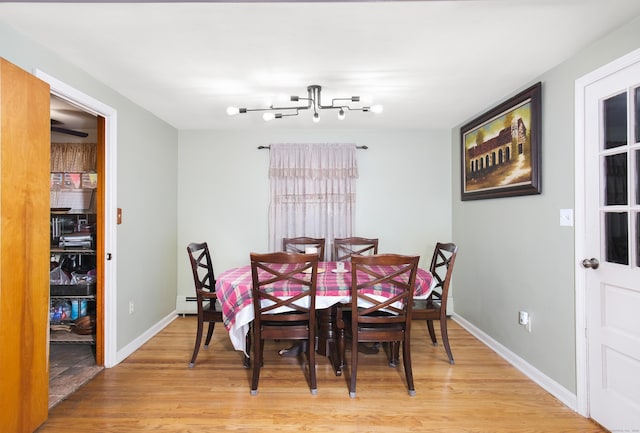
(519, 311, 529, 325)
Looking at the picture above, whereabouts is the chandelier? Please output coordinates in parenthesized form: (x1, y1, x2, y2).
(226, 84, 383, 123)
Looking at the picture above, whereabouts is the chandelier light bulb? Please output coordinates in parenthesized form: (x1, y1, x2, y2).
(370, 104, 384, 114)
(338, 109, 346, 120)
(226, 106, 240, 116)
(263, 112, 276, 121)
(313, 112, 320, 123)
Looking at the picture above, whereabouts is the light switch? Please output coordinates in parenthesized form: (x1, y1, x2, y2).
(560, 209, 573, 227)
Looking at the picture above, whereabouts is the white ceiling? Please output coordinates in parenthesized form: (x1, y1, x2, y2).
(2, 0, 640, 130)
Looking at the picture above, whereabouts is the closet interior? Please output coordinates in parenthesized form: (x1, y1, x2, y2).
(48, 95, 102, 408)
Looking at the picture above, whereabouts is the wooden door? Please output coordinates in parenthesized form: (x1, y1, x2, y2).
(95, 115, 105, 365)
(0, 58, 51, 431)
(584, 56, 640, 429)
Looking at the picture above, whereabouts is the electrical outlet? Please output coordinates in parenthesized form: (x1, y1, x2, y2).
(129, 301, 134, 314)
(519, 311, 532, 332)
(518, 311, 529, 325)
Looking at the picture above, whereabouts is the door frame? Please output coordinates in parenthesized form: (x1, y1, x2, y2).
(574, 47, 640, 418)
(35, 69, 119, 368)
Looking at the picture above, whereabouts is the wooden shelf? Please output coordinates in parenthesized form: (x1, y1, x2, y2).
(49, 330, 95, 344)
(50, 201, 97, 347)
(50, 248, 96, 254)
(51, 209, 95, 215)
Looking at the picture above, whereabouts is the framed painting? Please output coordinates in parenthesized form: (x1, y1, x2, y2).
(461, 82, 541, 201)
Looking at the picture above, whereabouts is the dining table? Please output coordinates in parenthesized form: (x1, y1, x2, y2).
(215, 260, 434, 375)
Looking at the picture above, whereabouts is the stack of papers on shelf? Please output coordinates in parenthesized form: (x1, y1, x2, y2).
(59, 233, 93, 248)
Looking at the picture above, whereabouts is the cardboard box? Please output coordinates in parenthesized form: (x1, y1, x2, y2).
(63, 173, 82, 189)
(81, 172, 97, 189)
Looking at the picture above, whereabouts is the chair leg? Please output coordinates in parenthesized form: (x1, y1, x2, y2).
(349, 334, 358, 398)
(440, 317, 455, 365)
(388, 341, 400, 367)
(338, 326, 345, 370)
(308, 337, 317, 395)
(250, 336, 262, 395)
(243, 329, 251, 369)
(402, 336, 416, 396)
(426, 319, 437, 345)
(204, 321, 215, 346)
(336, 306, 346, 370)
(188, 317, 204, 368)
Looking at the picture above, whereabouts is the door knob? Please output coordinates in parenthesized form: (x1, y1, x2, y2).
(581, 258, 599, 269)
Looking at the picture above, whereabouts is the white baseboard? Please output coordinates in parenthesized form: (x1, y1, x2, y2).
(452, 313, 579, 412)
(114, 311, 178, 365)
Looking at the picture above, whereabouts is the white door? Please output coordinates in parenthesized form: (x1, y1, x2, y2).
(582, 55, 640, 430)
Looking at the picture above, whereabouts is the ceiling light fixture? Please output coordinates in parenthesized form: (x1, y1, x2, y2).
(226, 84, 383, 123)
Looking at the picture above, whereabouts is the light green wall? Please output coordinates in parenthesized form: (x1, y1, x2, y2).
(176, 129, 452, 301)
(451, 15, 640, 393)
(0, 22, 179, 352)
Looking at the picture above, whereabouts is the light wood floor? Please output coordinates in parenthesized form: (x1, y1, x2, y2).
(38, 316, 606, 432)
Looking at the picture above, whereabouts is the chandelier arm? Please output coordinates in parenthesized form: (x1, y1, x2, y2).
(243, 105, 309, 113)
(243, 95, 312, 114)
(325, 97, 361, 109)
(332, 104, 372, 111)
(296, 97, 313, 111)
(277, 110, 300, 118)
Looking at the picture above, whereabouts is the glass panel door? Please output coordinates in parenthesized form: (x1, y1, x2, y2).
(601, 89, 639, 267)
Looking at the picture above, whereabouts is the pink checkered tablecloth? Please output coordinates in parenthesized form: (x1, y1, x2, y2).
(216, 261, 433, 352)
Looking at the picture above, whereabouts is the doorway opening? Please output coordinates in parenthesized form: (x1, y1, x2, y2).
(35, 70, 118, 390)
(48, 95, 104, 408)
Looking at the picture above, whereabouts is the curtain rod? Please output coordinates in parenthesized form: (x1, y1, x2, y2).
(257, 145, 368, 150)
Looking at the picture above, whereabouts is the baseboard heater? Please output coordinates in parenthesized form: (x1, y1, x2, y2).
(176, 295, 216, 315)
(176, 296, 222, 314)
(176, 295, 199, 314)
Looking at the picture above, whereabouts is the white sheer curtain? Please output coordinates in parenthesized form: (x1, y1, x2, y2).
(268, 143, 358, 261)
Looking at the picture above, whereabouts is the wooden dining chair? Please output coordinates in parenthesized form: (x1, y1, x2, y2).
(411, 242, 458, 364)
(186, 242, 225, 368)
(282, 237, 326, 261)
(343, 253, 420, 398)
(333, 237, 379, 261)
(333, 237, 380, 353)
(249, 251, 319, 395)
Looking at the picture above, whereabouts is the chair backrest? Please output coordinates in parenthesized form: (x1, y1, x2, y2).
(428, 242, 458, 310)
(282, 237, 326, 261)
(250, 251, 319, 325)
(333, 237, 379, 261)
(186, 242, 216, 299)
(350, 254, 420, 326)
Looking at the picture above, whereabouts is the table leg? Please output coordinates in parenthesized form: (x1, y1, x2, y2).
(278, 307, 335, 360)
(317, 306, 344, 376)
(316, 308, 331, 356)
(359, 342, 381, 355)
(278, 341, 305, 357)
